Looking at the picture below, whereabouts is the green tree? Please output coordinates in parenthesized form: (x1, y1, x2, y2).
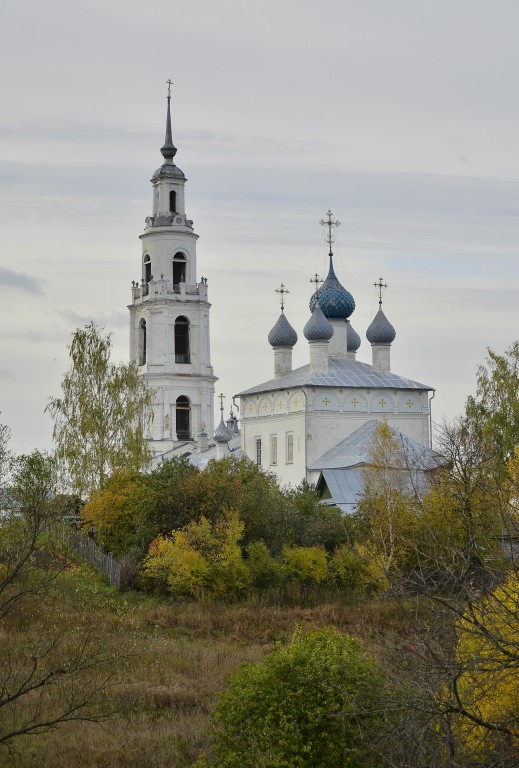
(209, 627, 386, 767)
(466, 341, 519, 476)
(47, 322, 152, 499)
(355, 422, 421, 575)
(0, 450, 116, 748)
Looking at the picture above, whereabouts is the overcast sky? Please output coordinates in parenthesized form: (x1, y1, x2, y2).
(2, 0, 519, 454)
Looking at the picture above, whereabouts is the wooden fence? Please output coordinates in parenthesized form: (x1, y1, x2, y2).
(65, 528, 122, 587)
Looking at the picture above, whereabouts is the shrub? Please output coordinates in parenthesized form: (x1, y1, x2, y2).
(210, 626, 386, 767)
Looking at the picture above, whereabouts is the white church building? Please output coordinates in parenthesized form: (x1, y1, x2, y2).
(129, 92, 442, 507)
(236, 212, 444, 507)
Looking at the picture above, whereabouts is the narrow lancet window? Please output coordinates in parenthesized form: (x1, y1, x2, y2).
(139, 318, 147, 365)
(173, 252, 186, 290)
(174, 316, 190, 363)
(176, 396, 191, 440)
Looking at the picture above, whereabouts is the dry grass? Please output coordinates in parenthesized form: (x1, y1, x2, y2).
(1, 565, 411, 767)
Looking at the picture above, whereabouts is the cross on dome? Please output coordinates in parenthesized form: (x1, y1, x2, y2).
(310, 273, 323, 293)
(374, 277, 388, 306)
(166, 78, 173, 98)
(319, 209, 341, 256)
(275, 283, 289, 312)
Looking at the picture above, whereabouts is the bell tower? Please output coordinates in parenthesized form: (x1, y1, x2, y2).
(129, 82, 217, 456)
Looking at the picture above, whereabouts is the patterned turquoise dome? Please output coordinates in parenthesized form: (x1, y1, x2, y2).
(309, 255, 355, 319)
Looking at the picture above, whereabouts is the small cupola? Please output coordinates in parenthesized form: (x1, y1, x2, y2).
(214, 394, 234, 459)
(304, 301, 334, 373)
(346, 321, 361, 359)
(366, 277, 396, 373)
(268, 283, 298, 378)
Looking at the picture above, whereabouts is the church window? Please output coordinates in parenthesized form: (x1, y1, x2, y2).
(270, 435, 277, 465)
(169, 190, 177, 213)
(174, 316, 190, 363)
(176, 396, 191, 440)
(138, 318, 147, 365)
(173, 252, 186, 290)
(286, 433, 294, 464)
(255, 438, 262, 466)
(143, 255, 152, 287)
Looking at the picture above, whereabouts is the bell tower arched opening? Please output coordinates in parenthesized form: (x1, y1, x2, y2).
(143, 255, 152, 286)
(173, 252, 186, 291)
(176, 396, 191, 440)
(169, 190, 177, 213)
(174, 315, 190, 363)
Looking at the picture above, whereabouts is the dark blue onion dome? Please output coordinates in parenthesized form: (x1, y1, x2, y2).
(268, 312, 298, 348)
(304, 302, 334, 341)
(214, 414, 234, 443)
(346, 321, 361, 352)
(309, 255, 355, 319)
(366, 307, 396, 344)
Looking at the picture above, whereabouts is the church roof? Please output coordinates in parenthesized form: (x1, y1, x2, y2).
(237, 357, 433, 397)
(309, 419, 445, 471)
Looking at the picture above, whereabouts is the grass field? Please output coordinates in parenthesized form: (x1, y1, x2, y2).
(1, 559, 411, 768)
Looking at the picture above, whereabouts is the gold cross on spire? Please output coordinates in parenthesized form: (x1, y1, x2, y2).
(166, 78, 173, 98)
(310, 273, 323, 293)
(275, 283, 289, 311)
(374, 277, 388, 306)
(319, 209, 341, 255)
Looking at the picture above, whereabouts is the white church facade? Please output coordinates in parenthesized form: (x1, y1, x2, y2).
(236, 212, 441, 504)
(129, 93, 441, 507)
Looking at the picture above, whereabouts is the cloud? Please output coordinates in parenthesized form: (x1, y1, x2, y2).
(56, 308, 128, 329)
(0, 267, 43, 295)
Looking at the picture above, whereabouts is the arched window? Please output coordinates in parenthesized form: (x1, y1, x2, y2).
(174, 316, 190, 363)
(172, 252, 186, 290)
(169, 190, 177, 213)
(143, 255, 152, 285)
(176, 396, 191, 440)
(138, 319, 147, 365)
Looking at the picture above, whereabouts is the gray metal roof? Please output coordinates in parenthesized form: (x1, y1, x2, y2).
(310, 419, 445, 471)
(319, 468, 364, 513)
(237, 357, 433, 397)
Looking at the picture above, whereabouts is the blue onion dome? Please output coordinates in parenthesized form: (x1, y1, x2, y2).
(309, 256, 355, 319)
(214, 416, 233, 444)
(268, 312, 298, 348)
(366, 307, 396, 344)
(304, 302, 334, 341)
(346, 321, 361, 352)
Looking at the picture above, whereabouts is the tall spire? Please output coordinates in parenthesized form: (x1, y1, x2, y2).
(161, 78, 177, 160)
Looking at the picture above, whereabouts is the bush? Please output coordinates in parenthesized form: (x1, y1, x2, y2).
(210, 626, 386, 767)
(282, 545, 328, 585)
(331, 544, 388, 597)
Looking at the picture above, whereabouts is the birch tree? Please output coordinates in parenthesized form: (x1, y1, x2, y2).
(47, 323, 152, 499)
